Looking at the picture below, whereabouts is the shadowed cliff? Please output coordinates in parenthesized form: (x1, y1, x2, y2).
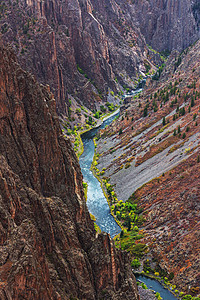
(0, 43, 139, 300)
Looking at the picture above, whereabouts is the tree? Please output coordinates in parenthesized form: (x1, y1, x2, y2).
(162, 116, 166, 126)
(127, 218, 131, 231)
(119, 128, 123, 135)
(143, 106, 148, 117)
(120, 230, 124, 238)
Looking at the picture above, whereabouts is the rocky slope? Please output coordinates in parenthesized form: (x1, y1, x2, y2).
(95, 40, 200, 293)
(0, 43, 140, 300)
(0, 0, 153, 117)
(133, 0, 200, 52)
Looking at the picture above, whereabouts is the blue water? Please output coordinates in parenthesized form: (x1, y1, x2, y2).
(135, 275, 178, 300)
(79, 93, 178, 299)
(79, 111, 121, 238)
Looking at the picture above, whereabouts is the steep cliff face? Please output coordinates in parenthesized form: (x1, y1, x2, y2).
(0, 44, 139, 300)
(192, 0, 200, 30)
(133, 0, 199, 52)
(94, 40, 200, 292)
(0, 0, 150, 115)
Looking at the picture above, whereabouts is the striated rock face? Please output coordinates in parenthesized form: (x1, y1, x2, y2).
(0, 0, 150, 115)
(1, 0, 199, 116)
(192, 0, 200, 30)
(0, 44, 139, 299)
(133, 0, 200, 52)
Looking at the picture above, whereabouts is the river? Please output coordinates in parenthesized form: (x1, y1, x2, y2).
(79, 110, 121, 238)
(136, 275, 179, 300)
(79, 95, 178, 300)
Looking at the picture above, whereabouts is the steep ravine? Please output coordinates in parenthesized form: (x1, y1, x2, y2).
(94, 41, 200, 294)
(0, 44, 140, 300)
(0, 0, 152, 116)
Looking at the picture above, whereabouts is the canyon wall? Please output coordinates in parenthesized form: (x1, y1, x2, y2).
(0, 43, 139, 300)
(0, 0, 150, 115)
(133, 0, 200, 52)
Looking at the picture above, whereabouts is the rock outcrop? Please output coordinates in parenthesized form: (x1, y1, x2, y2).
(0, 0, 150, 115)
(1, 0, 199, 117)
(133, 0, 200, 52)
(0, 43, 139, 299)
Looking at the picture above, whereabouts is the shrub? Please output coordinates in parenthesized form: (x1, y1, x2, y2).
(131, 258, 141, 268)
(94, 111, 100, 119)
(110, 91, 114, 96)
(168, 272, 174, 280)
(83, 182, 87, 188)
(125, 162, 131, 169)
(100, 105, 106, 112)
(155, 292, 162, 300)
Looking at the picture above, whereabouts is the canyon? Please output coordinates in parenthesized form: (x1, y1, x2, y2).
(1, 0, 199, 118)
(0, 0, 200, 298)
(0, 0, 150, 116)
(95, 40, 200, 294)
(0, 44, 139, 299)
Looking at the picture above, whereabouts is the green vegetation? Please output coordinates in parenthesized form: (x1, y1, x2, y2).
(94, 111, 101, 119)
(110, 197, 144, 229)
(115, 230, 147, 257)
(152, 63, 165, 81)
(110, 90, 114, 96)
(144, 61, 151, 74)
(182, 296, 200, 300)
(143, 106, 148, 117)
(131, 258, 141, 268)
(155, 292, 162, 300)
(100, 105, 106, 112)
(125, 162, 131, 169)
(174, 55, 182, 71)
(162, 116, 166, 126)
(106, 102, 115, 112)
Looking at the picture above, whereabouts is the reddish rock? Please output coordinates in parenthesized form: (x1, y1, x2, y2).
(95, 39, 200, 292)
(0, 0, 151, 115)
(0, 43, 139, 299)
